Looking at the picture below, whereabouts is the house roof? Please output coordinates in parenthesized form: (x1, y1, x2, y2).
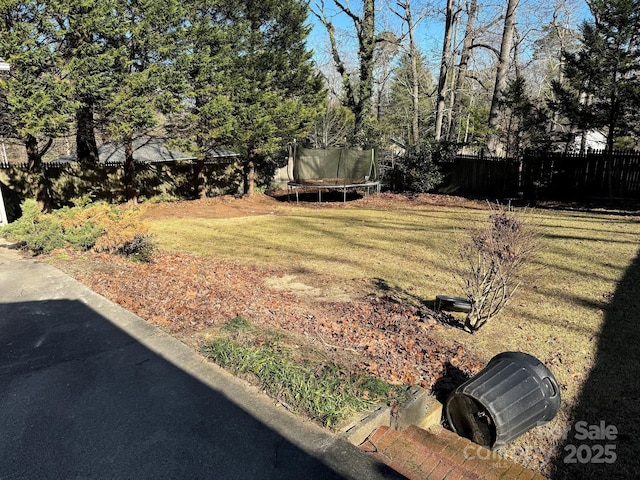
(55, 137, 201, 165)
(203, 147, 241, 164)
(0, 137, 240, 169)
(55, 137, 240, 165)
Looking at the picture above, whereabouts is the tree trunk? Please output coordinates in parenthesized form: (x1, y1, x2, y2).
(319, 0, 376, 144)
(446, 16, 462, 137)
(356, 0, 376, 139)
(487, 0, 518, 153)
(448, 0, 478, 142)
(76, 103, 99, 162)
(410, 46, 419, 145)
(243, 150, 256, 196)
(435, 0, 457, 141)
(123, 136, 137, 205)
(26, 134, 52, 212)
(400, 0, 420, 145)
(549, 6, 571, 137)
(195, 158, 207, 199)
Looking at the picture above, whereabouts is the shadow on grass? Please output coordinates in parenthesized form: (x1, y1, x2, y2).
(370, 278, 468, 332)
(535, 199, 640, 216)
(551, 250, 640, 479)
(270, 189, 365, 203)
(371, 277, 428, 306)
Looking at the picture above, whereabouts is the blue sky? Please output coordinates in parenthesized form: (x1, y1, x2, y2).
(306, 0, 594, 73)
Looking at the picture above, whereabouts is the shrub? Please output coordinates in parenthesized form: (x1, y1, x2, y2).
(116, 234, 156, 262)
(88, 205, 150, 254)
(1, 200, 65, 255)
(452, 203, 538, 333)
(57, 204, 105, 251)
(63, 222, 105, 251)
(1, 200, 155, 260)
(392, 139, 447, 193)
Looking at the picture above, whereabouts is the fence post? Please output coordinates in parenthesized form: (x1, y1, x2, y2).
(0, 183, 8, 225)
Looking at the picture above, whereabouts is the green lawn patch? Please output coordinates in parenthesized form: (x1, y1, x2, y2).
(201, 317, 405, 429)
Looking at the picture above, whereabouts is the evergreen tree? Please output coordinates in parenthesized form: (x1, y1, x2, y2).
(0, 0, 77, 210)
(228, 0, 324, 195)
(552, 0, 640, 152)
(499, 76, 551, 158)
(52, 0, 123, 163)
(178, 0, 323, 196)
(2, 0, 322, 203)
(101, 0, 187, 204)
(177, 0, 240, 198)
(383, 52, 434, 147)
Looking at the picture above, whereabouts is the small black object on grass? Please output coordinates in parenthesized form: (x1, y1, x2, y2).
(435, 295, 472, 313)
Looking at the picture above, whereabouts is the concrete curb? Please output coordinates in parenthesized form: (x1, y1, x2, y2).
(340, 385, 443, 446)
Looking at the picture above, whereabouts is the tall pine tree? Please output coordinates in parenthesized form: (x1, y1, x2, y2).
(177, 0, 239, 198)
(553, 0, 640, 152)
(177, 0, 323, 197)
(227, 0, 323, 195)
(53, 0, 123, 163)
(102, 0, 187, 204)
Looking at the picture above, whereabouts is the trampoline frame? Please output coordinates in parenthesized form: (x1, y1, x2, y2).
(286, 180, 381, 203)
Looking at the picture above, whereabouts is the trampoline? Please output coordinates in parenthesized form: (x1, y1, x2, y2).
(287, 147, 380, 203)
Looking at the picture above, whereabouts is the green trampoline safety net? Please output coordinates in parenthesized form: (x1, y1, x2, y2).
(292, 148, 378, 186)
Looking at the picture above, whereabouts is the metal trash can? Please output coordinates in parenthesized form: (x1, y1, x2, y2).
(445, 352, 560, 449)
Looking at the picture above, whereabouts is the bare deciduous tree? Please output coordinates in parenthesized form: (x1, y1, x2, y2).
(313, 0, 377, 144)
(390, 0, 421, 145)
(487, 0, 519, 153)
(434, 0, 459, 141)
(447, 0, 477, 142)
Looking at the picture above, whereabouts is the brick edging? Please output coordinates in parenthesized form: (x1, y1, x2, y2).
(359, 425, 546, 480)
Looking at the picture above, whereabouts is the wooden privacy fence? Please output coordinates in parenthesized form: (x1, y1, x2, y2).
(521, 150, 640, 199)
(438, 150, 640, 200)
(438, 154, 520, 198)
(0, 160, 240, 212)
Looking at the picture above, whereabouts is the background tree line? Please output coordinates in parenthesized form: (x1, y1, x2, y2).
(311, 0, 640, 191)
(1, 0, 639, 206)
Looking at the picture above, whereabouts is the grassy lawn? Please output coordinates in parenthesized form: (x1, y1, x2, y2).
(149, 202, 638, 389)
(147, 196, 640, 476)
(150, 204, 478, 293)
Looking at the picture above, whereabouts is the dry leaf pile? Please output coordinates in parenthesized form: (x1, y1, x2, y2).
(65, 251, 484, 390)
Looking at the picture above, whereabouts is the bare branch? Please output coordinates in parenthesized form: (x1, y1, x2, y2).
(469, 42, 501, 57)
(453, 205, 539, 333)
(333, 0, 360, 26)
(313, 1, 358, 111)
(467, 73, 490, 92)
